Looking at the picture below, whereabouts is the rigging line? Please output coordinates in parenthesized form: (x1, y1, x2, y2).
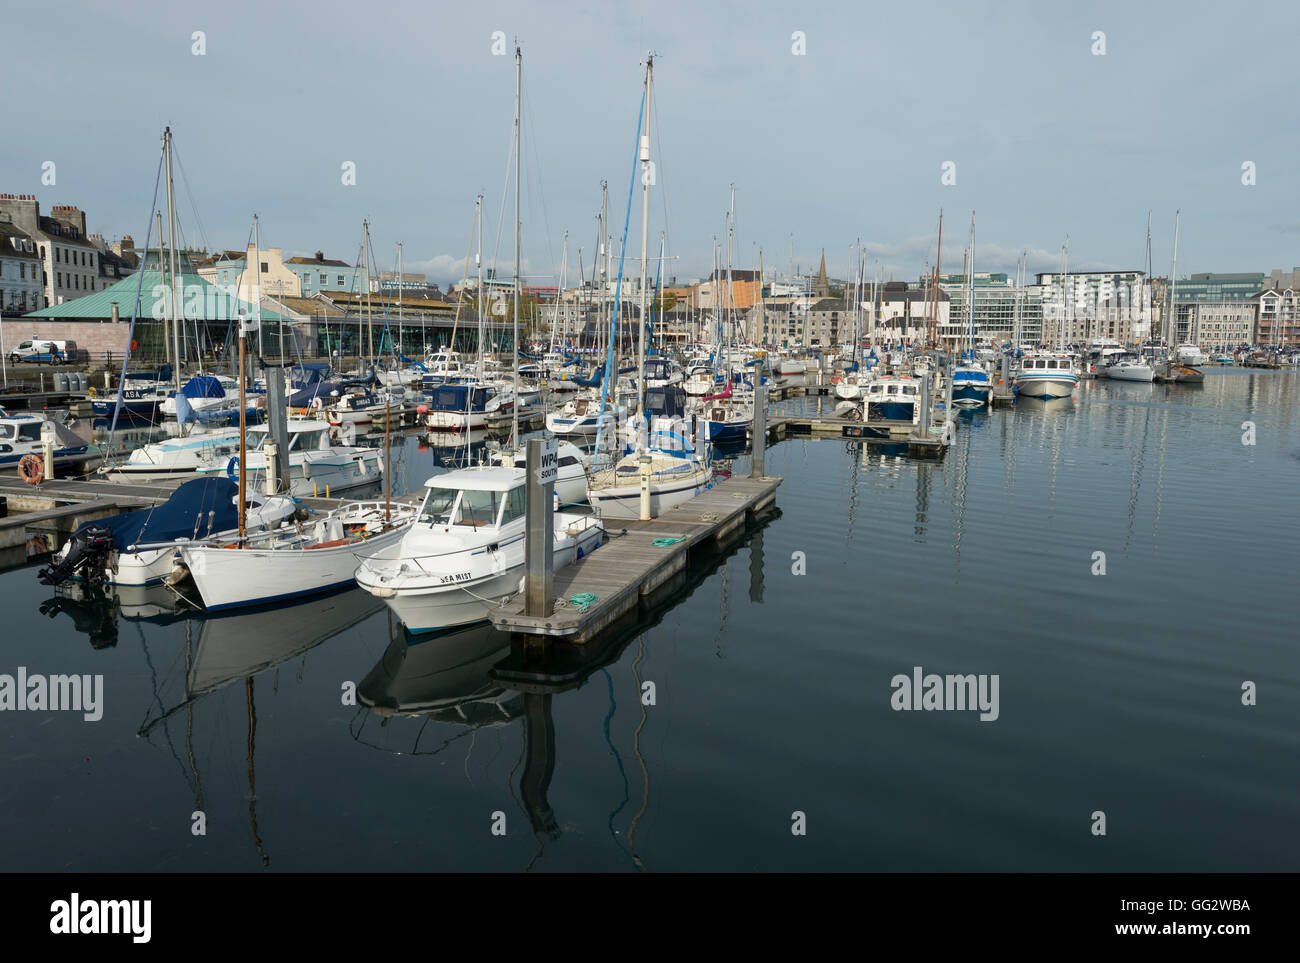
(625, 634, 650, 872)
(106, 149, 165, 450)
(601, 667, 632, 855)
(170, 144, 210, 255)
(488, 113, 515, 293)
(520, 81, 557, 283)
(651, 96, 672, 276)
(592, 85, 647, 464)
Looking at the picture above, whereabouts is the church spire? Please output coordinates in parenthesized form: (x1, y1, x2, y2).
(814, 249, 829, 298)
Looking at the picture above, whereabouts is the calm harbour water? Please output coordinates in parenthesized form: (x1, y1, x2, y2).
(2, 369, 1298, 872)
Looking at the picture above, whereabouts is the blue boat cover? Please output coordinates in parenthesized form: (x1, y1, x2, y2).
(180, 375, 226, 399)
(73, 477, 241, 550)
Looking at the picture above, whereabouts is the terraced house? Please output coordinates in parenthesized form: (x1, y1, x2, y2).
(0, 219, 44, 315)
(0, 195, 100, 305)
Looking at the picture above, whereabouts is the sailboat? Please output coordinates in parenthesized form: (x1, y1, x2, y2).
(173, 281, 417, 611)
(1159, 212, 1205, 384)
(587, 54, 713, 519)
(950, 213, 991, 406)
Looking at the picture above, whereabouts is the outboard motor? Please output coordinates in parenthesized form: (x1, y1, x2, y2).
(37, 524, 115, 588)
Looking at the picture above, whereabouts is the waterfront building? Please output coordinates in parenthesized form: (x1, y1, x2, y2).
(0, 220, 44, 316)
(1251, 287, 1300, 347)
(0, 194, 101, 305)
(1033, 270, 1151, 344)
(286, 252, 364, 297)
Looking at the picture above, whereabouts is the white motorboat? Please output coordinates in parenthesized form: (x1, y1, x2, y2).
(176, 499, 418, 611)
(1174, 343, 1205, 366)
(193, 419, 384, 496)
(355, 466, 604, 633)
(0, 412, 95, 474)
(487, 440, 590, 506)
(1015, 352, 1079, 399)
(424, 382, 511, 431)
(864, 376, 922, 423)
(98, 425, 243, 482)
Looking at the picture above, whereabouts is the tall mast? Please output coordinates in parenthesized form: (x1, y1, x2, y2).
(512, 43, 522, 449)
(252, 213, 263, 358)
(1144, 211, 1152, 347)
(156, 210, 171, 373)
(636, 53, 654, 441)
(476, 194, 484, 376)
(163, 127, 182, 392)
(362, 220, 373, 361)
(397, 241, 405, 359)
(967, 211, 975, 357)
(1168, 210, 1180, 351)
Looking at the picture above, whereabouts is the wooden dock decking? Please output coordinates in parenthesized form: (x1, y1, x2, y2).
(488, 474, 782, 643)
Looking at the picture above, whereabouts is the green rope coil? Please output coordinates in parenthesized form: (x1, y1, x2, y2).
(569, 592, 599, 613)
(652, 536, 687, 547)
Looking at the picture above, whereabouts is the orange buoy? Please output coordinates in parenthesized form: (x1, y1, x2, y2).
(18, 453, 44, 485)
(130, 339, 139, 352)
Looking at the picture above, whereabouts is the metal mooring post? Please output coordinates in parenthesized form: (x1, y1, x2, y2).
(525, 436, 555, 617)
(751, 382, 767, 478)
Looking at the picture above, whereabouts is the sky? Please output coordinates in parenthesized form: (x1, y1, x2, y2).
(4, 0, 1298, 289)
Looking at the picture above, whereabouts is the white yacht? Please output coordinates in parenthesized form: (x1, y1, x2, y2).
(546, 392, 626, 439)
(487, 440, 591, 506)
(589, 386, 713, 519)
(355, 466, 604, 633)
(1105, 354, 1154, 383)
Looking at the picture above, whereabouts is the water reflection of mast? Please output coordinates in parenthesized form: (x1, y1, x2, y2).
(625, 635, 650, 872)
(844, 442, 862, 543)
(245, 676, 268, 866)
(1125, 400, 1153, 551)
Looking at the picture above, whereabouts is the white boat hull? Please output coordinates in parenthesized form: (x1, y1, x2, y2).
(1016, 376, 1077, 398)
(588, 465, 712, 519)
(180, 519, 410, 611)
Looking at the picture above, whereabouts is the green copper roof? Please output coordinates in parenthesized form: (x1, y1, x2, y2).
(26, 269, 295, 324)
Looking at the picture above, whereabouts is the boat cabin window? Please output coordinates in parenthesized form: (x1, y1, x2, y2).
(16, 421, 42, 441)
(419, 487, 459, 526)
(499, 485, 526, 525)
(558, 454, 579, 467)
(456, 488, 501, 527)
(0, 424, 13, 440)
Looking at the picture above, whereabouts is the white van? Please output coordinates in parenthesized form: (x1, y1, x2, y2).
(9, 338, 77, 364)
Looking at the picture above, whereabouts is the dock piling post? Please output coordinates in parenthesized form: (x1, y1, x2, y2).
(525, 436, 555, 617)
(639, 452, 652, 521)
(919, 371, 932, 435)
(752, 382, 767, 478)
(40, 423, 54, 481)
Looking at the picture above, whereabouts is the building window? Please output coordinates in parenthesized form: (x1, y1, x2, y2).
(261, 262, 268, 273)
(320, 274, 326, 285)
(57, 272, 62, 286)
(338, 275, 344, 286)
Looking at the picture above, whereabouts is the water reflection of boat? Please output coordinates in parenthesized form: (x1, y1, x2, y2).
(1014, 395, 1077, 413)
(187, 588, 382, 696)
(356, 622, 518, 722)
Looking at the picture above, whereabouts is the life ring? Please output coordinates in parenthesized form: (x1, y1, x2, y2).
(130, 339, 139, 352)
(226, 456, 239, 483)
(830, 375, 843, 385)
(18, 453, 44, 485)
